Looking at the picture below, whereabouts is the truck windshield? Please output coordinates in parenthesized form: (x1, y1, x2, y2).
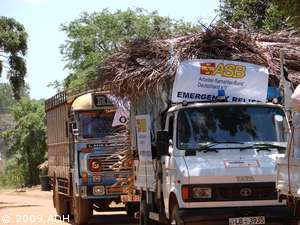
(177, 105, 288, 150)
(79, 110, 115, 139)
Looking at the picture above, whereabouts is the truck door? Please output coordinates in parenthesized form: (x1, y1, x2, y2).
(162, 113, 175, 214)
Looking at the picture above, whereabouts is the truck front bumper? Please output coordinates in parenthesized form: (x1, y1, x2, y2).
(178, 206, 299, 225)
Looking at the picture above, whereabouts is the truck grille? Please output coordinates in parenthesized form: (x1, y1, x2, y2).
(89, 149, 132, 173)
(216, 182, 277, 201)
(189, 182, 277, 202)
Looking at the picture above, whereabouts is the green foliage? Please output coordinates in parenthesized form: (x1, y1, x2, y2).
(0, 83, 15, 109)
(47, 80, 63, 93)
(0, 83, 29, 110)
(0, 156, 25, 187)
(60, 8, 199, 91)
(274, 0, 300, 28)
(1, 99, 46, 186)
(0, 17, 28, 100)
(218, 0, 286, 31)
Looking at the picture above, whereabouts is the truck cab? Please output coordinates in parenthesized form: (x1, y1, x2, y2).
(163, 102, 291, 224)
(136, 102, 298, 225)
(70, 93, 131, 200)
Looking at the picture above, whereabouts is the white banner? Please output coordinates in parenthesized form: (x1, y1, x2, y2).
(107, 95, 130, 127)
(171, 59, 269, 103)
(136, 115, 152, 161)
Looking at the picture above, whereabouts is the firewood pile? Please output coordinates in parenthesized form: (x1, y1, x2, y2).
(98, 26, 300, 99)
(255, 29, 300, 84)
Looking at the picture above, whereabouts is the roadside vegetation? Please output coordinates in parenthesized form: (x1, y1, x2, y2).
(1, 98, 46, 187)
(0, 84, 45, 188)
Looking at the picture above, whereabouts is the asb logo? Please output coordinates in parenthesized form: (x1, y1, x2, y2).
(200, 62, 246, 79)
(200, 63, 216, 75)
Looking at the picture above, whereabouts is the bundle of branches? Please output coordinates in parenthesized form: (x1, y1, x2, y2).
(98, 26, 300, 99)
(255, 29, 300, 84)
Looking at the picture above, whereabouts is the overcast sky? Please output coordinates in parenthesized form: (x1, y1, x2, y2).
(0, 0, 219, 99)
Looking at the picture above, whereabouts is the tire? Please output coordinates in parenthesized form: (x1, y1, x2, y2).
(140, 200, 159, 225)
(126, 202, 139, 217)
(170, 203, 184, 225)
(73, 195, 89, 225)
(54, 180, 69, 217)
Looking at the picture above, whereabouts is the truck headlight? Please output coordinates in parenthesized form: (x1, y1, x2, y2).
(192, 187, 212, 199)
(93, 185, 105, 195)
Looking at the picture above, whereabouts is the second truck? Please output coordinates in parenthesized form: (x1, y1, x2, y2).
(45, 90, 139, 225)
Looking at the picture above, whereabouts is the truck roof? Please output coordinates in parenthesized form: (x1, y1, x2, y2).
(45, 89, 110, 112)
(168, 102, 283, 113)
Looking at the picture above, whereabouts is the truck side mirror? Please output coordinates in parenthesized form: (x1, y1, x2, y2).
(70, 122, 79, 136)
(157, 130, 169, 157)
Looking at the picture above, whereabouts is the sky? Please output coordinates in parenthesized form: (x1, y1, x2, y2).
(0, 0, 219, 99)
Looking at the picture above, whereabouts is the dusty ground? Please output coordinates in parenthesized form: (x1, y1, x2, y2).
(0, 186, 138, 225)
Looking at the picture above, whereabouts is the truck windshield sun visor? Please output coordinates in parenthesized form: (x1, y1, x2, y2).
(177, 105, 289, 151)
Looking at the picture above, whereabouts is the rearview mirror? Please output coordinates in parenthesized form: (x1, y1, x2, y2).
(274, 114, 284, 142)
(70, 122, 79, 136)
(157, 130, 169, 157)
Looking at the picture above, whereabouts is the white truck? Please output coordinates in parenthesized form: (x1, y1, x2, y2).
(131, 59, 298, 225)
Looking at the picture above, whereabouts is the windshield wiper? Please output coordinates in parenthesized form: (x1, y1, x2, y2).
(196, 141, 246, 153)
(240, 142, 286, 152)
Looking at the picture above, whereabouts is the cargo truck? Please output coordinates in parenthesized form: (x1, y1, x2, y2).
(130, 59, 298, 225)
(45, 90, 139, 225)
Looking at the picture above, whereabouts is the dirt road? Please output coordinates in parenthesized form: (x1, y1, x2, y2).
(0, 187, 138, 225)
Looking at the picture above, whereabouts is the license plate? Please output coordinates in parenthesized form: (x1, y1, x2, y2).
(121, 195, 141, 202)
(229, 216, 265, 225)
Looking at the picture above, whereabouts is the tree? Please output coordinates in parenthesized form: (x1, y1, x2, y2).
(0, 83, 29, 109)
(47, 80, 64, 93)
(0, 17, 28, 100)
(0, 83, 15, 109)
(2, 99, 46, 186)
(60, 8, 199, 91)
(218, 0, 286, 31)
(273, 0, 300, 28)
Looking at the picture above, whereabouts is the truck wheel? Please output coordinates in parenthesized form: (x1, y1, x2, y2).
(140, 200, 156, 225)
(170, 204, 184, 225)
(126, 202, 139, 217)
(54, 182, 68, 217)
(73, 195, 89, 225)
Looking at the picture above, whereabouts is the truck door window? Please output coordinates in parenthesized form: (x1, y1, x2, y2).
(168, 115, 174, 140)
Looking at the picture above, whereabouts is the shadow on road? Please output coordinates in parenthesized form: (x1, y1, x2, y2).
(0, 201, 17, 204)
(0, 204, 41, 209)
(68, 214, 138, 225)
